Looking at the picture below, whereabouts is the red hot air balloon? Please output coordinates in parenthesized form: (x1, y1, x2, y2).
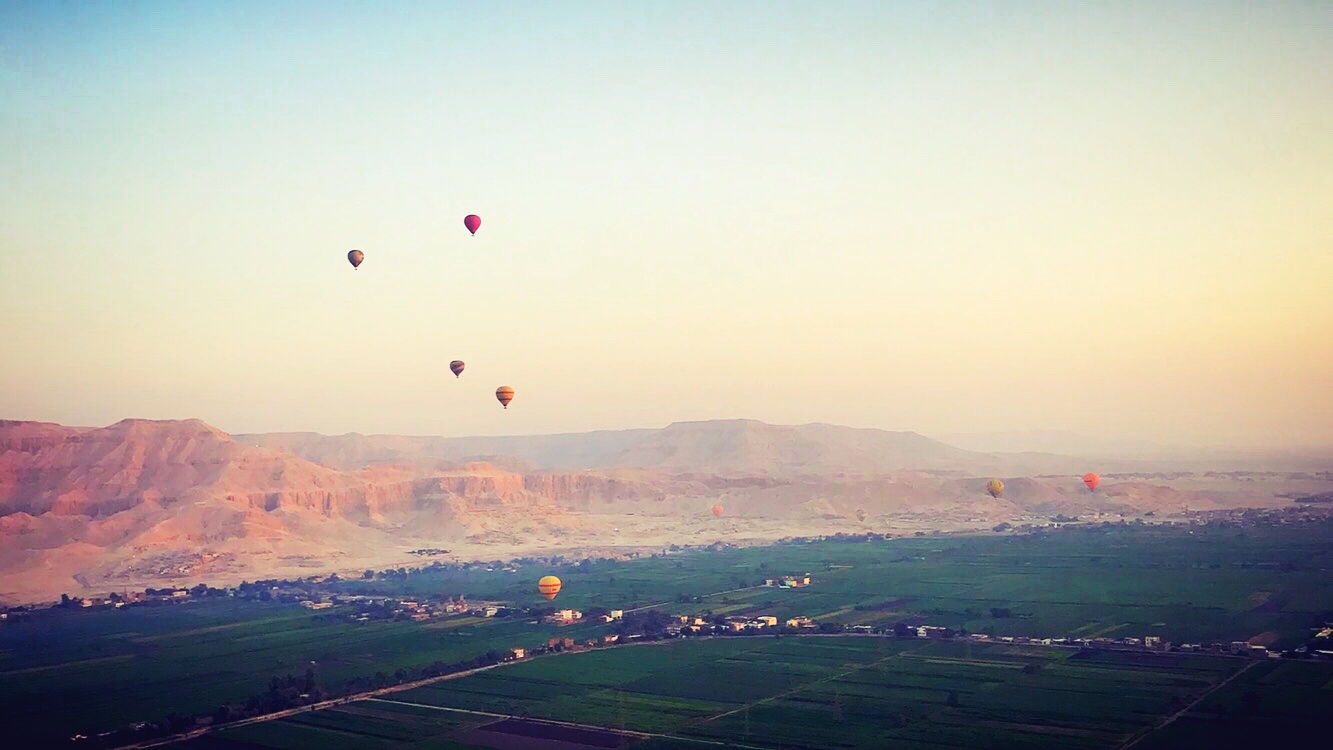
(464, 215, 481, 235)
(1082, 473, 1101, 491)
(711, 503, 723, 518)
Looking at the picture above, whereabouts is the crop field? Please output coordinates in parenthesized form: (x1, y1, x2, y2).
(359, 522, 1333, 649)
(0, 601, 605, 747)
(1134, 659, 1333, 748)
(4, 521, 1331, 745)
(191, 637, 1261, 750)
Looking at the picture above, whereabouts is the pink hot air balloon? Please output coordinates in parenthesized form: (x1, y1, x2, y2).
(464, 215, 481, 235)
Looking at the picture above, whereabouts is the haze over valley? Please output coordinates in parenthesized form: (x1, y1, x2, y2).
(3, 416, 1327, 604)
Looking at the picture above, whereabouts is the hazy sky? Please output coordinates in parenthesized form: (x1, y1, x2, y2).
(1, 1, 1330, 447)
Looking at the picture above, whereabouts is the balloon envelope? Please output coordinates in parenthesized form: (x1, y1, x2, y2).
(1082, 473, 1101, 491)
(450, 360, 465, 378)
(537, 575, 561, 601)
(347, 249, 364, 269)
(464, 214, 481, 235)
(711, 503, 723, 518)
(986, 479, 1005, 498)
(496, 386, 514, 409)
(856, 508, 867, 523)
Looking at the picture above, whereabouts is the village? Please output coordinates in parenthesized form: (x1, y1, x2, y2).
(5, 562, 1333, 665)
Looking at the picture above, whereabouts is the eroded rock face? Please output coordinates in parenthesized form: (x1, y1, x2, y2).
(1, 418, 1315, 604)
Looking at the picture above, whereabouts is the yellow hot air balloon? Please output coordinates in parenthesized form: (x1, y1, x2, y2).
(537, 575, 561, 601)
(347, 249, 364, 269)
(986, 479, 1005, 498)
(496, 386, 514, 409)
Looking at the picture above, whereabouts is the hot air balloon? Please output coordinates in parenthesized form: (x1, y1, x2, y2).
(450, 360, 465, 378)
(856, 508, 867, 523)
(1082, 473, 1101, 491)
(711, 503, 723, 518)
(496, 386, 514, 409)
(986, 479, 1005, 498)
(347, 249, 364, 269)
(537, 575, 561, 601)
(464, 215, 481, 235)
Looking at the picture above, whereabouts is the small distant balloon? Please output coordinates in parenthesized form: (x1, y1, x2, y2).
(1082, 473, 1101, 491)
(496, 386, 514, 409)
(450, 360, 465, 378)
(856, 508, 867, 523)
(537, 575, 561, 601)
(711, 503, 724, 518)
(347, 249, 364, 269)
(986, 479, 1005, 498)
(464, 215, 481, 235)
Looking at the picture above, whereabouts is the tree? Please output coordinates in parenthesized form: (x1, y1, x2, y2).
(363, 570, 374, 579)
(893, 622, 913, 638)
(212, 705, 232, 725)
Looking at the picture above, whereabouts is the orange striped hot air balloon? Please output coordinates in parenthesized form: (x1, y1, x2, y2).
(495, 386, 514, 409)
(1082, 473, 1101, 491)
(986, 479, 1005, 498)
(537, 575, 561, 601)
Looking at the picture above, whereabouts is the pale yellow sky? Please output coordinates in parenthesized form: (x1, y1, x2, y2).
(1, 2, 1330, 447)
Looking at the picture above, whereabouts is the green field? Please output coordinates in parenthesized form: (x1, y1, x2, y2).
(333, 520, 1333, 648)
(1135, 659, 1333, 748)
(186, 636, 1328, 750)
(3, 520, 1331, 746)
(0, 601, 606, 748)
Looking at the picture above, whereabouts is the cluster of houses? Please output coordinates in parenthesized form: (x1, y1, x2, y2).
(762, 574, 813, 588)
(542, 608, 629, 625)
(912, 628, 1300, 660)
(505, 610, 1332, 662)
(69, 589, 192, 609)
(338, 595, 505, 623)
(543, 608, 585, 624)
